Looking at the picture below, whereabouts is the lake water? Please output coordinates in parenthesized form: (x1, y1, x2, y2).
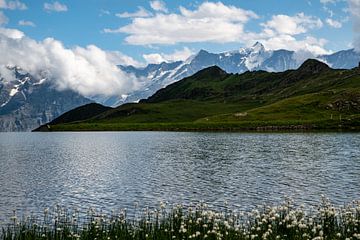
(0, 132, 359, 223)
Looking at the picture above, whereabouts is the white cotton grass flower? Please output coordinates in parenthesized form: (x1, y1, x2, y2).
(2, 197, 360, 240)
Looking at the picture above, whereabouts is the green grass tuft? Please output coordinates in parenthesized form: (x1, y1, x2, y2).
(2, 198, 360, 240)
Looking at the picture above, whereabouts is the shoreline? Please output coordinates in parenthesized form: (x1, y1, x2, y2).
(33, 121, 360, 132)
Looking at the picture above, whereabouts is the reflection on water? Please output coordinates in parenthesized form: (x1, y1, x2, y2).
(0, 132, 359, 222)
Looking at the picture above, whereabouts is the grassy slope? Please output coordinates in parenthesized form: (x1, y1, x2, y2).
(47, 61, 360, 131)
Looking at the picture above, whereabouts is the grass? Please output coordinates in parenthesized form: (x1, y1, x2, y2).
(37, 64, 360, 132)
(1, 198, 360, 240)
(46, 86, 360, 132)
(49, 116, 360, 132)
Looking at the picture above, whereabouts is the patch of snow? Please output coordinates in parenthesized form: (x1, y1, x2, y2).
(121, 94, 128, 101)
(147, 72, 155, 79)
(9, 88, 18, 96)
(168, 62, 189, 79)
(0, 101, 8, 107)
(33, 78, 46, 86)
(171, 68, 188, 81)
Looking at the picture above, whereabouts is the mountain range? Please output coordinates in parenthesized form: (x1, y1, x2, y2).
(35, 59, 360, 132)
(1, 42, 360, 131)
(115, 42, 360, 105)
(0, 66, 92, 131)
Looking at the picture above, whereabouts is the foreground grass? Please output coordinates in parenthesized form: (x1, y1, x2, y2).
(2, 198, 360, 240)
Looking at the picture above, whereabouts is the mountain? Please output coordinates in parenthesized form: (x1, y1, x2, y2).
(3, 43, 360, 131)
(0, 66, 92, 131)
(115, 43, 360, 106)
(33, 103, 112, 131)
(319, 49, 360, 69)
(36, 59, 360, 132)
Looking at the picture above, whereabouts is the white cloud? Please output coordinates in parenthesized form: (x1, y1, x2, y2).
(106, 51, 143, 67)
(150, 0, 168, 13)
(179, 2, 258, 22)
(44, 1, 68, 12)
(106, 2, 258, 45)
(143, 47, 194, 64)
(0, 0, 27, 10)
(142, 53, 165, 64)
(326, 18, 342, 28)
(18, 20, 35, 27)
(0, 28, 140, 97)
(116, 7, 151, 18)
(261, 13, 323, 35)
(348, 0, 360, 51)
(251, 13, 329, 56)
(106, 2, 328, 56)
(260, 35, 330, 55)
(0, 11, 8, 25)
(0, 27, 24, 38)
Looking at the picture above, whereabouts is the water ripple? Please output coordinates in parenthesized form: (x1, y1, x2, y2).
(0, 132, 359, 222)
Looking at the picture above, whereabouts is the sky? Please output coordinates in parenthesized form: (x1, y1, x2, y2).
(0, 0, 360, 97)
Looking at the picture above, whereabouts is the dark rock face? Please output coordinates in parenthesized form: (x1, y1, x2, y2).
(0, 68, 92, 131)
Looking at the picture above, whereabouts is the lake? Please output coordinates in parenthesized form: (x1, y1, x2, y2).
(0, 132, 359, 223)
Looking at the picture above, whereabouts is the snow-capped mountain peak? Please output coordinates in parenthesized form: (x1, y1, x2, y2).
(250, 42, 266, 53)
(116, 43, 360, 107)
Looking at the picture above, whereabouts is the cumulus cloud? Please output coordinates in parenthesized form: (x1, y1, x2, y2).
(18, 20, 35, 27)
(103, 0, 332, 58)
(105, 2, 327, 56)
(248, 13, 329, 55)
(0, 27, 24, 38)
(106, 51, 143, 67)
(0, 0, 27, 10)
(105, 2, 258, 45)
(116, 7, 151, 18)
(0, 28, 140, 97)
(0, 11, 8, 25)
(326, 18, 342, 28)
(143, 47, 194, 64)
(260, 35, 329, 55)
(44, 1, 68, 12)
(261, 13, 323, 35)
(348, 0, 360, 51)
(150, 0, 168, 12)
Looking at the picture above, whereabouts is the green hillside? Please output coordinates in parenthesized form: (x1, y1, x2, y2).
(35, 59, 360, 132)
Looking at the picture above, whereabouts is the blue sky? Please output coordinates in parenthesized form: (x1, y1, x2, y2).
(1, 0, 356, 66)
(0, 0, 359, 97)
